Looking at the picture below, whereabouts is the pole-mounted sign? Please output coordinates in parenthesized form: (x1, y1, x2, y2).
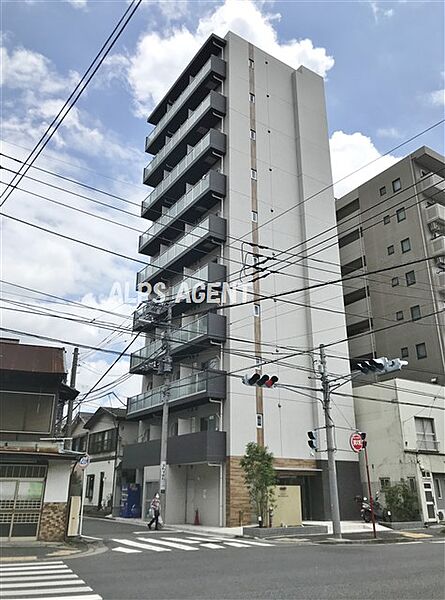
(350, 433, 364, 453)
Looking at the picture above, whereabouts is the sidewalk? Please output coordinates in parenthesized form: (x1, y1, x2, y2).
(0, 538, 102, 562)
(106, 515, 242, 537)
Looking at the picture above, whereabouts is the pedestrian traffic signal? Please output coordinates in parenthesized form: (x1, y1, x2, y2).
(360, 431, 367, 448)
(307, 430, 318, 450)
(242, 373, 279, 387)
(351, 357, 408, 375)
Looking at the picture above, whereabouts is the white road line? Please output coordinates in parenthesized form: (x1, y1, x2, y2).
(396, 541, 424, 545)
(0, 569, 72, 577)
(0, 586, 92, 597)
(161, 537, 200, 544)
(430, 539, 445, 543)
(0, 575, 78, 583)
(1, 580, 87, 589)
(136, 537, 198, 551)
(200, 543, 225, 549)
(0, 562, 63, 569)
(111, 538, 170, 552)
(17, 596, 102, 600)
(0, 565, 68, 573)
(185, 537, 227, 542)
(112, 547, 141, 554)
(233, 539, 273, 547)
(132, 531, 151, 534)
(223, 541, 255, 548)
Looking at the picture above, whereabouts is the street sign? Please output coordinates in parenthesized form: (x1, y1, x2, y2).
(350, 433, 364, 453)
(78, 454, 90, 469)
(160, 460, 167, 492)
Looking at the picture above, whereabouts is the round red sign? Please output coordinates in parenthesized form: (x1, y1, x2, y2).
(350, 433, 364, 453)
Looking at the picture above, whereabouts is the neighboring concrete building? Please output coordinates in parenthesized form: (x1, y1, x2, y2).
(335, 147, 445, 385)
(70, 411, 92, 453)
(0, 338, 79, 541)
(81, 408, 138, 514)
(353, 378, 445, 523)
(124, 32, 360, 526)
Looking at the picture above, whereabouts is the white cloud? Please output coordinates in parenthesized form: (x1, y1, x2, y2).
(124, 0, 334, 115)
(329, 130, 400, 197)
(376, 127, 401, 138)
(154, 0, 189, 21)
(428, 89, 445, 106)
(370, 1, 394, 22)
(66, 0, 88, 8)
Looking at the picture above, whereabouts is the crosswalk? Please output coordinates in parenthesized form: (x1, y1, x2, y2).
(110, 534, 274, 554)
(0, 561, 102, 600)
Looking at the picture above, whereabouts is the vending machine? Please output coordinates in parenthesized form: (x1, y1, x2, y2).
(119, 483, 141, 518)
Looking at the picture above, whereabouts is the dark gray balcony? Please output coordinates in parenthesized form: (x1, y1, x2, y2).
(122, 430, 227, 469)
(129, 313, 227, 375)
(146, 54, 226, 155)
(136, 214, 226, 287)
(133, 262, 226, 331)
(139, 171, 226, 256)
(127, 370, 226, 418)
(142, 130, 226, 220)
(144, 92, 226, 187)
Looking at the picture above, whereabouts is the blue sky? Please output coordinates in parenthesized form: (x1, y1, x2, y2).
(1, 0, 444, 406)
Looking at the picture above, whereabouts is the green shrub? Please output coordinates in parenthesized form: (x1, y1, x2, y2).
(385, 482, 420, 521)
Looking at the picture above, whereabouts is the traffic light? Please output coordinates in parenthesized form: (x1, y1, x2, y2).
(351, 357, 408, 375)
(242, 373, 279, 387)
(307, 430, 318, 450)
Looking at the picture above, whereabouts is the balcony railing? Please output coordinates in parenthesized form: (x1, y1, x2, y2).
(136, 214, 226, 286)
(127, 370, 226, 417)
(143, 130, 226, 210)
(133, 262, 227, 330)
(430, 234, 445, 257)
(129, 313, 226, 374)
(144, 92, 225, 180)
(139, 171, 226, 254)
(418, 174, 445, 203)
(145, 56, 226, 152)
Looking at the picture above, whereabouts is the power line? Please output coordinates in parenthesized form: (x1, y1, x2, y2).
(0, 0, 142, 208)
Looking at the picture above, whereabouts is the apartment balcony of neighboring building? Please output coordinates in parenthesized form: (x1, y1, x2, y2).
(129, 312, 227, 374)
(430, 234, 445, 259)
(144, 92, 226, 187)
(139, 171, 226, 256)
(126, 370, 226, 419)
(142, 129, 227, 221)
(418, 173, 445, 205)
(136, 214, 226, 288)
(133, 262, 227, 331)
(146, 54, 226, 156)
(425, 202, 445, 235)
(437, 270, 445, 297)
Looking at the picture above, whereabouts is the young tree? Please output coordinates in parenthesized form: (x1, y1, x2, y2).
(240, 442, 276, 527)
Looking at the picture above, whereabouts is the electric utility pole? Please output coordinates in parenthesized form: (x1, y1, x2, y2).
(319, 344, 342, 539)
(66, 347, 79, 450)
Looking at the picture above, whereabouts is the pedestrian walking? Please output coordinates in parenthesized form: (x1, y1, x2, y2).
(147, 492, 161, 530)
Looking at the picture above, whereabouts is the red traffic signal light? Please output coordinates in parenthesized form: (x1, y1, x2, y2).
(242, 373, 279, 388)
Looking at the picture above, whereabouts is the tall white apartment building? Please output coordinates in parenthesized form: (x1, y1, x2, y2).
(123, 32, 360, 526)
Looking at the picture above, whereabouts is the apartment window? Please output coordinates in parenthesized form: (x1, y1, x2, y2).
(405, 270, 416, 286)
(251, 168, 257, 180)
(251, 210, 258, 222)
(387, 245, 395, 255)
(396, 311, 404, 321)
(383, 215, 390, 225)
(401, 238, 411, 253)
(336, 198, 360, 222)
(248, 58, 254, 69)
(415, 417, 437, 451)
(73, 436, 87, 452)
(380, 478, 391, 490)
(249, 93, 255, 103)
(392, 178, 402, 192)
(250, 129, 256, 140)
(408, 477, 417, 493)
(401, 347, 409, 358)
(89, 429, 116, 454)
(256, 414, 263, 429)
(391, 277, 399, 287)
(410, 305, 421, 321)
(200, 415, 217, 432)
(416, 342, 427, 359)
(379, 186, 387, 196)
(434, 478, 442, 499)
(396, 207, 406, 222)
(86, 474, 95, 500)
(253, 304, 260, 317)
(338, 228, 361, 248)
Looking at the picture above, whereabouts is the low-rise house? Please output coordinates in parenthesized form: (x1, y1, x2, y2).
(0, 338, 79, 541)
(353, 378, 445, 523)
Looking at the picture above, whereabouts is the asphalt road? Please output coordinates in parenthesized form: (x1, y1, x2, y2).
(64, 518, 445, 600)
